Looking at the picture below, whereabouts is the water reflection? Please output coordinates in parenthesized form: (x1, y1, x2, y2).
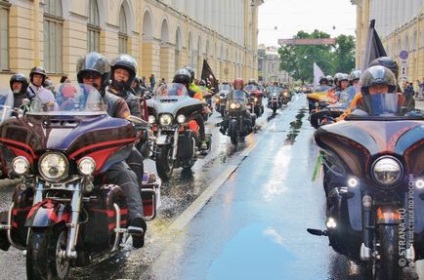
(284, 109, 307, 145)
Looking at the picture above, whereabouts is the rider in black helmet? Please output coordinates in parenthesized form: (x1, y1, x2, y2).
(369, 56, 414, 109)
(10, 73, 31, 110)
(76, 51, 111, 93)
(76, 52, 147, 249)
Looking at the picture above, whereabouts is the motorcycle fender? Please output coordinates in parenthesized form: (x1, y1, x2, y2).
(376, 206, 401, 225)
(25, 200, 71, 228)
(156, 134, 169, 145)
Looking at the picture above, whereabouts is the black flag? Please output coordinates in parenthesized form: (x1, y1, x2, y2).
(201, 59, 218, 94)
(361, 19, 387, 71)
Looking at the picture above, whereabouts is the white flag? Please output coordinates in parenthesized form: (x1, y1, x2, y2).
(313, 62, 325, 91)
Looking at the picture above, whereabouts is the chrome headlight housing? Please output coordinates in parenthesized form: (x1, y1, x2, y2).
(12, 156, 30, 175)
(229, 102, 241, 110)
(159, 114, 173, 126)
(39, 152, 69, 182)
(371, 156, 403, 188)
(77, 157, 96, 175)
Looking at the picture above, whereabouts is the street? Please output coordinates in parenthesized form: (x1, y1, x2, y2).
(1, 95, 424, 279)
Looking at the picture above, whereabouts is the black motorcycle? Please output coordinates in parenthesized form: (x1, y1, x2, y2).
(219, 89, 256, 145)
(308, 94, 424, 279)
(147, 83, 212, 181)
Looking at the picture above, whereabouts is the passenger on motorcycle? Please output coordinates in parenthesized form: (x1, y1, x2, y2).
(9, 73, 31, 112)
(176, 67, 208, 150)
(28, 66, 55, 110)
(76, 52, 147, 249)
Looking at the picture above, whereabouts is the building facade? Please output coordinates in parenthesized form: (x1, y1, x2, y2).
(258, 45, 291, 85)
(352, 0, 424, 86)
(0, 0, 262, 86)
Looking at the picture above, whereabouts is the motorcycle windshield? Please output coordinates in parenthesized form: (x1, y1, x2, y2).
(154, 83, 189, 98)
(244, 84, 258, 92)
(351, 93, 400, 117)
(229, 90, 247, 103)
(0, 89, 16, 122)
(27, 83, 107, 116)
(219, 84, 231, 92)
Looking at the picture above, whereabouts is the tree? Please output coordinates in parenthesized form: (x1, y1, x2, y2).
(278, 30, 355, 84)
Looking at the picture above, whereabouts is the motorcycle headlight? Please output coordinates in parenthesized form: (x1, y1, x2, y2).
(39, 152, 69, 182)
(12, 156, 30, 175)
(159, 114, 173, 126)
(148, 115, 156, 124)
(230, 102, 241, 110)
(283, 92, 289, 97)
(77, 157, 96, 175)
(176, 114, 186, 124)
(371, 156, 403, 188)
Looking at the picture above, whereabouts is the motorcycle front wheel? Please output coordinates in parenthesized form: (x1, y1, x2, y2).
(373, 225, 400, 280)
(156, 145, 174, 181)
(228, 121, 238, 145)
(26, 226, 70, 280)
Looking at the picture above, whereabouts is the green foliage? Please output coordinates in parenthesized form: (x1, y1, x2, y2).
(278, 30, 355, 84)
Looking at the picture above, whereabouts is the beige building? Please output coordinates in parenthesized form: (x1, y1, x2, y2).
(0, 0, 262, 87)
(258, 45, 291, 85)
(352, 0, 424, 86)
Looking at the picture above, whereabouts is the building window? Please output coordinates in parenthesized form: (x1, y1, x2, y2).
(87, 0, 100, 52)
(118, 6, 128, 53)
(43, 0, 63, 73)
(0, 1, 10, 71)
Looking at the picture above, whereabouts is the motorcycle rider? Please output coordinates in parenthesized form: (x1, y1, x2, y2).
(9, 73, 31, 111)
(323, 65, 406, 196)
(177, 67, 208, 150)
(28, 66, 55, 110)
(219, 78, 253, 134)
(337, 56, 412, 121)
(76, 52, 147, 249)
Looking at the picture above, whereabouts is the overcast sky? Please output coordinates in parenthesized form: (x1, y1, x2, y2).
(258, 0, 357, 47)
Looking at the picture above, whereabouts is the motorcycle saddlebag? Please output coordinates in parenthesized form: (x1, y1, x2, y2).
(85, 185, 129, 249)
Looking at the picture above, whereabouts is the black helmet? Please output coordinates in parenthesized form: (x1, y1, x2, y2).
(10, 73, 29, 93)
(319, 76, 328, 85)
(76, 52, 111, 90)
(183, 66, 195, 84)
(369, 56, 399, 79)
(110, 54, 138, 90)
(360, 65, 396, 95)
(173, 68, 191, 85)
(29, 66, 47, 84)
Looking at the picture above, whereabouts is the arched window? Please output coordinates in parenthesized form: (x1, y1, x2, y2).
(118, 6, 128, 53)
(0, 1, 10, 71)
(43, 0, 63, 73)
(87, 0, 100, 52)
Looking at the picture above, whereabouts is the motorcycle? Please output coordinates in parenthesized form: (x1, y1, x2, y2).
(280, 89, 292, 105)
(146, 83, 212, 181)
(0, 84, 161, 279)
(219, 89, 256, 145)
(245, 84, 264, 117)
(267, 88, 282, 114)
(307, 94, 424, 279)
(215, 83, 231, 117)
